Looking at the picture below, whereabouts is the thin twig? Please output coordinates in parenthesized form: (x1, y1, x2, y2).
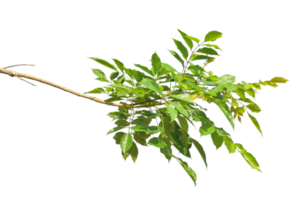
(16, 76, 36, 86)
(4, 64, 35, 69)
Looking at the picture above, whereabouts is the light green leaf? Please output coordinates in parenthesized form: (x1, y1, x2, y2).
(190, 54, 212, 61)
(216, 128, 230, 136)
(92, 69, 109, 82)
(165, 103, 177, 122)
(169, 50, 185, 67)
(107, 126, 127, 135)
(173, 39, 189, 59)
(84, 87, 106, 94)
(151, 52, 162, 75)
(130, 141, 138, 163)
(89, 57, 117, 71)
(214, 100, 235, 129)
(197, 47, 219, 56)
(248, 113, 262, 135)
(226, 84, 239, 92)
(113, 132, 126, 144)
(161, 63, 177, 72)
(251, 83, 261, 89)
(148, 137, 167, 148)
(245, 87, 255, 98)
(112, 59, 125, 72)
(247, 103, 261, 113)
(240, 151, 261, 172)
(132, 69, 144, 82)
(175, 157, 197, 186)
(170, 102, 189, 118)
(223, 136, 236, 153)
(216, 74, 236, 85)
(199, 124, 216, 136)
(191, 138, 207, 168)
(107, 112, 128, 120)
(134, 64, 153, 76)
(270, 77, 288, 83)
(185, 35, 200, 43)
(204, 31, 222, 42)
(140, 78, 164, 97)
(178, 29, 193, 49)
(170, 94, 194, 104)
(211, 131, 223, 149)
(233, 88, 245, 100)
(120, 133, 133, 153)
(202, 44, 222, 51)
(207, 84, 225, 95)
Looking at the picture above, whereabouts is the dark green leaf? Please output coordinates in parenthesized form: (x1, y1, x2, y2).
(211, 131, 223, 149)
(107, 126, 127, 135)
(113, 132, 126, 144)
(168, 50, 185, 67)
(190, 54, 212, 61)
(173, 39, 189, 59)
(248, 113, 262, 135)
(110, 71, 119, 80)
(197, 47, 219, 56)
(151, 52, 162, 75)
(130, 142, 138, 163)
(178, 29, 193, 49)
(89, 57, 117, 71)
(191, 138, 207, 168)
(107, 112, 128, 120)
(148, 137, 167, 148)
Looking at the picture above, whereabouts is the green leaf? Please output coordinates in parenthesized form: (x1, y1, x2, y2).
(173, 39, 189, 59)
(241, 81, 251, 89)
(214, 100, 235, 129)
(202, 44, 222, 51)
(84, 87, 106, 94)
(226, 84, 239, 92)
(270, 77, 288, 83)
(191, 138, 207, 168)
(107, 112, 128, 120)
(113, 132, 126, 144)
(148, 137, 167, 148)
(248, 113, 262, 135)
(169, 50, 185, 67)
(122, 149, 131, 160)
(197, 47, 219, 56)
(110, 71, 119, 80)
(178, 29, 193, 49)
(151, 52, 162, 75)
(233, 88, 245, 100)
(223, 136, 236, 153)
(245, 87, 255, 98)
(89, 57, 117, 71)
(175, 157, 197, 186)
(170, 102, 189, 118)
(177, 115, 189, 133)
(247, 103, 261, 113)
(92, 69, 109, 82)
(165, 103, 177, 122)
(132, 69, 144, 82)
(199, 124, 216, 136)
(112, 59, 125, 72)
(120, 133, 133, 153)
(107, 126, 127, 135)
(240, 151, 261, 172)
(185, 35, 200, 43)
(130, 142, 138, 163)
(216, 74, 236, 85)
(211, 131, 223, 149)
(251, 83, 261, 89)
(204, 31, 222, 42)
(170, 94, 194, 104)
(216, 128, 230, 136)
(161, 146, 173, 158)
(140, 78, 164, 97)
(134, 64, 153, 76)
(161, 63, 177, 72)
(190, 54, 212, 61)
(207, 84, 225, 95)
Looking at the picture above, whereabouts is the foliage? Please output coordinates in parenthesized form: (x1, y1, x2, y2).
(85, 29, 288, 186)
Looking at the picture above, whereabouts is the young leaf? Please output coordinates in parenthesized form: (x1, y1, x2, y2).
(165, 103, 178, 122)
(140, 78, 164, 97)
(223, 136, 236, 153)
(148, 137, 168, 148)
(173, 39, 189, 59)
(211, 131, 223, 149)
(151, 52, 162, 75)
(168, 50, 185, 67)
(175, 157, 197, 186)
(84, 87, 106, 94)
(197, 47, 219, 56)
(120, 133, 133, 153)
(191, 138, 207, 168)
(92, 69, 109, 82)
(185, 35, 200, 43)
(270, 77, 288, 83)
(204, 31, 222, 42)
(130, 141, 138, 163)
(134, 64, 153, 76)
(199, 124, 216, 136)
(214, 100, 235, 129)
(170, 102, 189, 118)
(178, 29, 193, 49)
(89, 57, 117, 71)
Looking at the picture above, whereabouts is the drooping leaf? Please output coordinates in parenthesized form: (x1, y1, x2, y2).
(199, 124, 216, 136)
(214, 100, 235, 129)
(175, 157, 197, 186)
(223, 136, 236, 153)
(170, 102, 189, 118)
(151, 52, 162, 75)
(270, 77, 288, 83)
(84, 87, 106, 94)
(240, 151, 261, 172)
(191, 138, 207, 168)
(177, 115, 189, 148)
(178, 29, 193, 49)
(168, 50, 185, 68)
(165, 103, 178, 122)
(130, 141, 138, 163)
(140, 78, 164, 97)
(148, 137, 168, 148)
(248, 113, 262, 135)
(120, 133, 133, 153)
(173, 39, 189, 59)
(170, 94, 194, 104)
(211, 131, 223, 149)
(204, 31, 222, 42)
